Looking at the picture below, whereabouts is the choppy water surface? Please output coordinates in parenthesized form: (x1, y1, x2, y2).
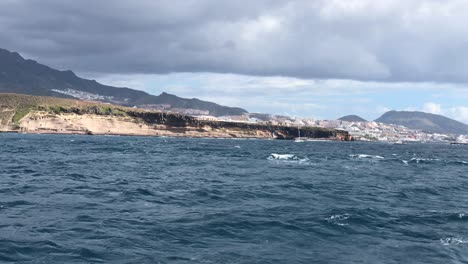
(1, 133, 467, 263)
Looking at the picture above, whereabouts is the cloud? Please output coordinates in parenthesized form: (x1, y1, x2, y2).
(2, 0, 468, 83)
(417, 102, 468, 123)
(87, 72, 466, 121)
(422, 102, 443, 115)
(448, 106, 468, 123)
(376, 106, 391, 114)
(2, 1, 467, 122)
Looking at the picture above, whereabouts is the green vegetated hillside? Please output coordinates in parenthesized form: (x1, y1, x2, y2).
(0, 93, 69, 124)
(0, 93, 122, 124)
(0, 93, 199, 126)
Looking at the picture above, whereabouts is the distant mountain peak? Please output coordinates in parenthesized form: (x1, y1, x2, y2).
(0, 48, 23, 60)
(338, 115, 367, 122)
(61, 69, 77, 77)
(0, 47, 248, 116)
(375, 110, 468, 135)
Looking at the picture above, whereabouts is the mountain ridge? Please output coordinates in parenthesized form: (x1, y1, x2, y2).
(0, 48, 247, 116)
(338, 115, 367, 122)
(375, 110, 468, 135)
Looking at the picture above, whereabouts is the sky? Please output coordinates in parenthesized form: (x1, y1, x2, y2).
(1, 0, 467, 122)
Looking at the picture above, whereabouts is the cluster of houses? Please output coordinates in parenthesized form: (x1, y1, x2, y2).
(195, 113, 466, 143)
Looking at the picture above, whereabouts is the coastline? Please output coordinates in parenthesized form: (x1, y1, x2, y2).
(0, 112, 352, 140)
(0, 94, 352, 141)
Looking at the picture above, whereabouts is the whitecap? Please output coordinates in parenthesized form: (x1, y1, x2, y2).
(268, 153, 297, 160)
(440, 237, 468, 246)
(267, 153, 309, 163)
(401, 157, 441, 165)
(408, 158, 439, 164)
(326, 214, 350, 226)
(350, 154, 384, 160)
(234, 145, 241, 149)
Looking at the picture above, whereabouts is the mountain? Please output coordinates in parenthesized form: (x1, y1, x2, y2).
(0, 48, 247, 116)
(375, 110, 468, 135)
(338, 115, 367, 122)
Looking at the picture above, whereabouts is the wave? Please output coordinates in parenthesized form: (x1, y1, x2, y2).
(350, 154, 384, 160)
(399, 157, 466, 166)
(440, 237, 468, 246)
(400, 157, 440, 165)
(409, 158, 439, 164)
(326, 214, 350, 226)
(269, 154, 297, 160)
(385, 212, 468, 227)
(448, 160, 468, 166)
(267, 153, 309, 163)
(324, 210, 468, 230)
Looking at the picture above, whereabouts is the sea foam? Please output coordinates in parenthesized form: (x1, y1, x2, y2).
(267, 154, 309, 163)
(405, 158, 440, 164)
(350, 154, 384, 160)
(326, 214, 350, 226)
(450, 160, 468, 165)
(268, 154, 297, 160)
(440, 237, 468, 246)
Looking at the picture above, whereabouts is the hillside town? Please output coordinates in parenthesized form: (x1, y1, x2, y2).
(325, 120, 467, 143)
(195, 113, 468, 144)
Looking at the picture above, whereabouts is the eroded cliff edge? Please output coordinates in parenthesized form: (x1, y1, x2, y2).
(0, 94, 352, 140)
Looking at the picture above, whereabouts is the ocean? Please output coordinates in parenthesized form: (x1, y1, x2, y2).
(1, 133, 467, 263)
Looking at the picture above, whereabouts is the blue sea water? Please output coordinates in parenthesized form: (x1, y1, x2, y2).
(0, 133, 467, 264)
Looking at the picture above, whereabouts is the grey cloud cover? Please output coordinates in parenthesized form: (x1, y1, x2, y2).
(2, 0, 468, 82)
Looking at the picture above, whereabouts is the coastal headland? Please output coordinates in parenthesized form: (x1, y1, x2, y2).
(0, 93, 352, 140)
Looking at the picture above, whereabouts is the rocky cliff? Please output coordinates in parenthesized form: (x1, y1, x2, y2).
(0, 94, 352, 140)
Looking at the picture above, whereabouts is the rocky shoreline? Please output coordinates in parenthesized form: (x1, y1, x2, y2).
(0, 93, 353, 141)
(1, 112, 352, 140)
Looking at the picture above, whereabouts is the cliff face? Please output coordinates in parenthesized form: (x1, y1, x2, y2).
(0, 93, 352, 140)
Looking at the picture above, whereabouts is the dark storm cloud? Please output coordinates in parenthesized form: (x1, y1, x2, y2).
(2, 0, 468, 83)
